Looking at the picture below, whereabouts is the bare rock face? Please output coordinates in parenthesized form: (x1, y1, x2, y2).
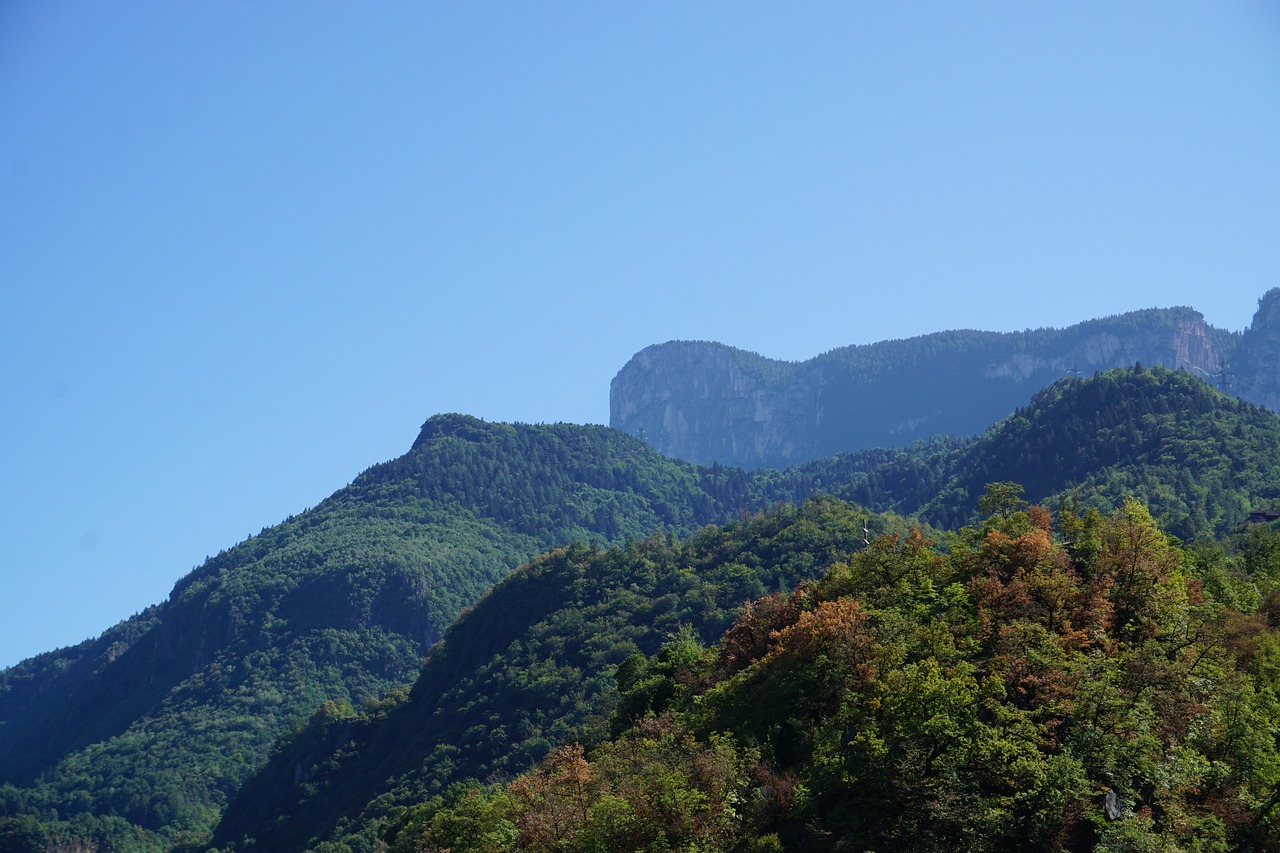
(1233, 289, 1280, 412)
(608, 341, 820, 469)
(611, 306, 1240, 469)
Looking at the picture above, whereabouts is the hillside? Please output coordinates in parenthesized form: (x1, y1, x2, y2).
(609, 293, 1280, 469)
(0, 416, 834, 849)
(210, 498, 919, 851)
(375, 497, 1280, 852)
(7, 367, 1280, 850)
(821, 365, 1280, 541)
(211, 369, 1280, 851)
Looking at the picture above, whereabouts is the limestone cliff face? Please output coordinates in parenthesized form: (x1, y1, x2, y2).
(611, 306, 1240, 469)
(1233, 289, 1280, 411)
(979, 310, 1221, 379)
(608, 341, 822, 469)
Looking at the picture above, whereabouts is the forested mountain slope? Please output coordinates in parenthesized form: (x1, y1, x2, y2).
(378, 498, 1280, 852)
(212, 369, 1280, 851)
(822, 365, 1280, 540)
(611, 293, 1280, 469)
(210, 499, 920, 851)
(0, 416, 837, 849)
(7, 367, 1280, 850)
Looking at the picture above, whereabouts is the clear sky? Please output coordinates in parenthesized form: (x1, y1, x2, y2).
(2, 2, 1279, 668)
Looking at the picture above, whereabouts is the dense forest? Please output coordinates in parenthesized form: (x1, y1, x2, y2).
(837, 365, 1280, 539)
(373, 491, 1280, 852)
(0, 419, 834, 850)
(5, 367, 1280, 850)
(209, 499, 920, 851)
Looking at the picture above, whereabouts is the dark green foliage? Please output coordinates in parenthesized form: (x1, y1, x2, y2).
(381, 719, 757, 853)
(0, 417, 847, 848)
(921, 366, 1280, 539)
(814, 366, 1280, 541)
(211, 499, 912, 851)
(0, 815, 45, 853)
(335, 494, 1280, 851)
(11, 366, 1280, 849)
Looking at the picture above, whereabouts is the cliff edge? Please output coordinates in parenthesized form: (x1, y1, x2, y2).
(611, 304, 1244, 468)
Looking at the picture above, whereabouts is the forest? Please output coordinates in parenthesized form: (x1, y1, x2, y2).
(4, 366, 1280, 851)
(205, 492, 1280, 852)
(378, 492, 1280, 851)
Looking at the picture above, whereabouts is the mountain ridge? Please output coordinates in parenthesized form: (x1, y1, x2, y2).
(610, 296, 1280, 468)
(210, 366, 1280, 850)
(0, 416, 835, 848)
(7, 360, 1280, 849)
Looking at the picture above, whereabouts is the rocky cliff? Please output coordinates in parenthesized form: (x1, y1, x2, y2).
(1232, 289, 1280, 412)
(610, 302, 1262, 469)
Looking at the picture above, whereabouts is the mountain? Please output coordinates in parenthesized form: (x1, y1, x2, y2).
(209, 498, 918, 851)
(609, 294, 1280, 469)
(0, 416, 838, 849)
(210, 368, 1280, 851)
(8, 363, 1280, 850)
(1234, 288, 1280, 412)
(823, 365, 1280, 541)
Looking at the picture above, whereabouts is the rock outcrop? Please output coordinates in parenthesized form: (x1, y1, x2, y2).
(611, 304, 1247, 469)
(608, 342, 819, 468)
(1232, 289, 1280, 412)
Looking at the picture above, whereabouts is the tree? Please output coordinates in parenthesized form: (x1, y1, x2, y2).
(978, 481, 1028, 520)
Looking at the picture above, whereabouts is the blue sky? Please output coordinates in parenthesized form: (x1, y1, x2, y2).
(2, 2, 1279, 668)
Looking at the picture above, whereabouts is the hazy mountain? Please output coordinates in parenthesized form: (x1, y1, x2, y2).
(610, 293, 1280, 469)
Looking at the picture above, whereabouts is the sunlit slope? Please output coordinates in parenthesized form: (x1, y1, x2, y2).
(211, 498, 917, 851)
(0, 416, 821, 846)
(807, 366, 1280, 540)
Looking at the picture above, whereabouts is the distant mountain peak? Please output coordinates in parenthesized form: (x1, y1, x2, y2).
(610, 300, 1266, 469)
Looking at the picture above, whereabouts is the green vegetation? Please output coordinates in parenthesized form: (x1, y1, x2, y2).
(955, 365, 1280, 540)
(8, 367, 1280, 850)
(0, 418, 842, 849)
(382, 491, 1280, 851)
(828, 365, 1280, 541)
(210, 499, 918, 851)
